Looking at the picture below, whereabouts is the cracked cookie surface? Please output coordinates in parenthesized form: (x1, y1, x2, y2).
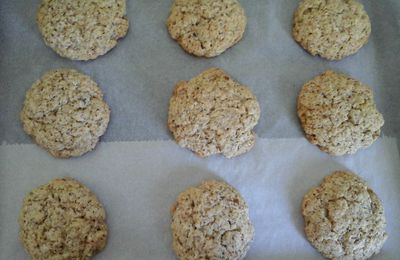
(167, 0, 246, 57)
(297, 70, 384, 156)
(21, 69, 110, 158)
(302, 171, 387, 259)
(19, 178, 108, 260)
(168, 68, 260, 158)
(37, 0, 129, 60)
(292, 0, 371, 60)
(171, 180, 254, 260)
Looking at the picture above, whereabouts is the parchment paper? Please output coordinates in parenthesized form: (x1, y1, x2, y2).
(1, 0, 400, 259)
(1, 138, 399, 259)
(0, 0, 399, 145)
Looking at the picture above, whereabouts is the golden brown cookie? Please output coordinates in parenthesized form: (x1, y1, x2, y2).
(302, 171, 387, 259)
(171, 180, 254, 260)
(21, 69, 110, 158)
(297, 70, 384, 156)
(37, 0, 129, 60)
(167, 0, 247, 57)
(168, 68, 260, 158)
(19, 178, 108, 260)
(292, 0, 371, 60)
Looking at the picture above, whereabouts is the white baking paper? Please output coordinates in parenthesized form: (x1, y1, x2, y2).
(1, 137, 399, 259)
(1, 0, 400, 259)
(1, 0, 399, 145)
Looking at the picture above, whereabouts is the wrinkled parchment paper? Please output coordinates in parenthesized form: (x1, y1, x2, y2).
(0, 0, 399, 145)
(0, 138, 399, 259)
(1, 0, 399, 259)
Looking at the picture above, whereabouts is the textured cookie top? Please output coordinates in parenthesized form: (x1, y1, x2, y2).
(21, 69, 110, 158)
(168, 68, 260, 158)
(297, 70, 384, 156)
(302, 171, 387, 259)
(167, 0, 246, 57)
(292, 0, 371, 60)
(19, 178, 108, 260)
(171, 180, 254, 260)
(37, 0, 129, 60)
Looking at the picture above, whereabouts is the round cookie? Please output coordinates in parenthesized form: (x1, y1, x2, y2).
(292, 0, 371, 60)
(168, 68, 260, 158)
(171, 180, 254, 260)
(297, 70, 384, 156)
(20, 69, 110, 158)
(19, 178, 108, 260)
(37, 0, 129, 60)
(302, 171, 387, 259)
(167, 0, 247, 57)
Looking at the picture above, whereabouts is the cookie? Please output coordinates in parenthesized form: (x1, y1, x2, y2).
(292, 0, 371, 60)
(297, 70, 384, 156)
(19, 178, 108, 260)
(168, 68, 260, 158)
(167, 0, 247, 57)
(37, 0, 129, 60)
(171, 180, 254, 260)
(302, 171, 387, 259)
(21, 69, 110, 158)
